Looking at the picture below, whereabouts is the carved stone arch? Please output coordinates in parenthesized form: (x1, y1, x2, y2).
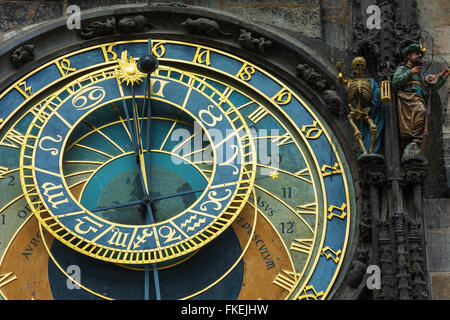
(0, 4, 363, 299)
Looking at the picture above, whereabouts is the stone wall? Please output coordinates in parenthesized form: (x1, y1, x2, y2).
(0, 0, 352, 48)
(417, 0, 450, 301)
(417, 0, 450, 194)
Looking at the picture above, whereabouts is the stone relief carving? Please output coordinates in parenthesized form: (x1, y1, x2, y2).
(10, 44, 35, 68)
(80, 15, 153, 39)
(117, 15, 153, 33)
(80, 16, 116, 39)
(182, 18, 231, 37)
(296, 63, 342, 114)
(237, 29, 272, 56)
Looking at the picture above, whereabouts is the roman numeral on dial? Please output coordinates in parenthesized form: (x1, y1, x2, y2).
(0, 272, 17, 289)
(273, 270, 299, 292)
(1, 129, 25, 149)
(290, 238, 313, 255)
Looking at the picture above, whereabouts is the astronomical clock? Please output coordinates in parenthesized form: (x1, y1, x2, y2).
(0, 6, 356, 300)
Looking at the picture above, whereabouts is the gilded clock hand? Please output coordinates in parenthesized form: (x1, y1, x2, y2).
(137, 39, 159, 199)
(90, 199, 145, 213)
(143, 200, 161, 301)
(131, 84, 151, 196)
(121, 98, 139, 163)
(121, 92, 151, 202)
(150, 188, 204, 202)
(137, 38, 161, 301)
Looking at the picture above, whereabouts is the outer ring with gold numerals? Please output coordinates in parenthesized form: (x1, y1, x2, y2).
(0, 39, 355, 300)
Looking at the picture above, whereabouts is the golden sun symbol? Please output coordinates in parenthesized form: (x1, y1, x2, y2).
(116, 50, 145, 86)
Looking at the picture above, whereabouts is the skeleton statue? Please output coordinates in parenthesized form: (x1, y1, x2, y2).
(337, 57, 384, 154)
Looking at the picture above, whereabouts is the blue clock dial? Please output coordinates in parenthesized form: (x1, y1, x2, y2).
(0, 39, 355, 301)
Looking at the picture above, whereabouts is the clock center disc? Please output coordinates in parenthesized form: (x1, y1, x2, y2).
(79, 152, 208, 225)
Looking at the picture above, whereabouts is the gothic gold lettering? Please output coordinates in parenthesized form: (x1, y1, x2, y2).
(327, 203, 347, 220)
(16, 81, 32, 98)
(193, 48, 211, 65)
(152, 41, 166, 58)
(56, 59, 77, 76)
(236, 63, 256, 81)
(321, 163, 342, 177)
(41, 182, 69, 209)
(107, 228, 129, 248)
(298, 285, 324, 300)
(74, 216, 104, 235)
(101, 44, 118, 62)
(271, 88, 292, 106)
(301, 121, 323, 140)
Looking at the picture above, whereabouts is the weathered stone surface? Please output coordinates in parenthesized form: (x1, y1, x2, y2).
(0, 1, 63, 33)
(430, 272, 450, 299)
(68, 0, 148, 11)
(225, 2, 322, 39)
(425, 231, 450, 272)
(424, 199, 450, 229)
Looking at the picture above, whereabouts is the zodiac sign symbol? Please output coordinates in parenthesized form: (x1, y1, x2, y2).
(72, 86, 105, 110)
(198, 104, 223, 127)
(41, 182, 69, 209)
(38, 135, 63, 156)
(158, 225, 182, 244)
(218, 144, 239, 175)
(199, 189, 232, 212)
(132, 228, 154, 249)
(58, 59, 76, 75)
(107, 227, 129, 248)
(180, 214, 207, 232)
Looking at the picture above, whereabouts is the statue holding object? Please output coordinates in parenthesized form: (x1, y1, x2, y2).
(336, 57, 386, 155)
(392, 43, 449, 155)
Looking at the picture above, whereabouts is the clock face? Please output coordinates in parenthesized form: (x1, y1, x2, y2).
(0, 39, 354, 300)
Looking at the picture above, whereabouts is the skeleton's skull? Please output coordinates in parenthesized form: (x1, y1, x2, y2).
(352, 57, 366, 76)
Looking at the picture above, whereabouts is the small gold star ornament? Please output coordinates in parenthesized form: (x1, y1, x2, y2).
(269, 171, 280, 180)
